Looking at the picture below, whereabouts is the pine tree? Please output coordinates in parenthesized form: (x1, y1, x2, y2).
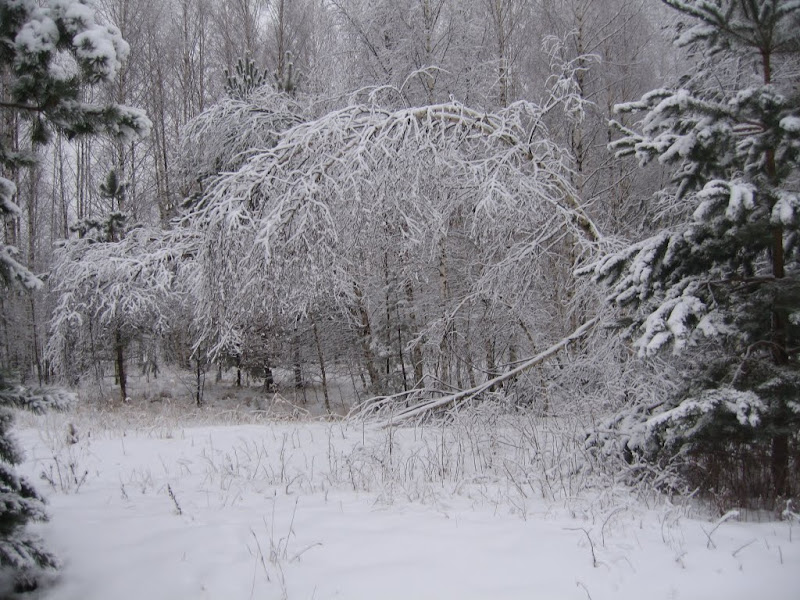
(0, 0, 149, 589)
(583, 0, 800, 505)
(224, 56, 268, 99)
(273, 51, 299, 96)
(98, 168, 126, 214)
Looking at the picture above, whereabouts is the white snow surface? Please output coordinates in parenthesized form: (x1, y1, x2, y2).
(16, 413, 800, 600)
(780, 116, 800, 133)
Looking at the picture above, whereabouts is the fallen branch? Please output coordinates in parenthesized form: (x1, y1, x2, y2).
(368, 318, 598, 426)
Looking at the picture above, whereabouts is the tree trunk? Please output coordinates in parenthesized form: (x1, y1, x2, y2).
(195, 356, 205, 407)
(312, 316, 331, 414)
(264, 358, 275, 392)
(762, 48, 789, 498)
(508, 338, 518, 386)
(115, 328, 127, 402)
(384, 251, 392, 378)
(293, 317, 302, 391)
(486, 337, 497, 392)
(771, 433, 789, 498)
(29, 297, 43, 385)
(405, 281, 424, 388)
(353, 283, 379, 388)
(438, 236, 453, 387)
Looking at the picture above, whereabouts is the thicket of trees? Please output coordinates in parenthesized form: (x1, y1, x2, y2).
(1, 4, 798, 582)
(9, 0, 666, 400)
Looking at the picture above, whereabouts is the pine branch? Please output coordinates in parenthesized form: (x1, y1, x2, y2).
(0, 101, 45, 113)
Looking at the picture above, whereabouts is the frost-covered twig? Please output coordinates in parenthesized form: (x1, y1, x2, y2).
(566, 527, 598, 568)
(167, 484, 182, 516)
(702, 510, 739, 549)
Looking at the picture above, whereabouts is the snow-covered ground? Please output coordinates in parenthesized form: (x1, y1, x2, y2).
(15, 404, 800, 600)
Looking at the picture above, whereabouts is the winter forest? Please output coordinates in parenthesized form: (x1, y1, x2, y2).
(1, 0, 799, 597)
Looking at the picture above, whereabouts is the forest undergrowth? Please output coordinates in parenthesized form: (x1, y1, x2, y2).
(17, 367, 709, 523)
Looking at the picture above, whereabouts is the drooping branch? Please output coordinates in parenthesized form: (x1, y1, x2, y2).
(193, 100, 602, 260)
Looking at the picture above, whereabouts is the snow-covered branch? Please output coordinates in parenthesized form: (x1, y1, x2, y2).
(356, 317, 599, 425)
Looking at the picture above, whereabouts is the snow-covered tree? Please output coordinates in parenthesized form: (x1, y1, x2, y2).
(582, 0, 800, 504)
(48, 221, 185, 401)
(179, 85, 304, 191)
(176, 85, 307, 390)
(182, 54, 601, 397)
(0, 0, 149, 587)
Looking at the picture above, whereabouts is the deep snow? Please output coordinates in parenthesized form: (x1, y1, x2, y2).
(14, 410, 800, 600)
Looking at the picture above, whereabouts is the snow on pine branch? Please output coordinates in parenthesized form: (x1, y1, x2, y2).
(611, 82, 798, 207)
(50, 101, 152, 143)
(645, 387, 765, 450)
(6, 0, 152, 144)
(635, 290, 708, 355)
(0, 384, 75, 414)
(0, 178, 21, 218)
(1, 173, 42, 290)
(611, 88, 735, 174)
(16, 0, 131, 84)
(665, 0, 800, 55)
(578, 179, 769, 355)
(0, 244, 44, 291)
(772, 192, 800, 227)
(691, 179, 759, 223)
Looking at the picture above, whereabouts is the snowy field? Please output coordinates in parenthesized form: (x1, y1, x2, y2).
(14, 399, 800, 600)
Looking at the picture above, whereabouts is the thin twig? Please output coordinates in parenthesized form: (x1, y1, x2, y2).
(732, 539, 756, 558)
(167, 484, 182, 516)
(566, 527, 598, 568)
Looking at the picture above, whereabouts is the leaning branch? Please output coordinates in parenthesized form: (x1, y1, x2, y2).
(367, 318, 599, 427)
